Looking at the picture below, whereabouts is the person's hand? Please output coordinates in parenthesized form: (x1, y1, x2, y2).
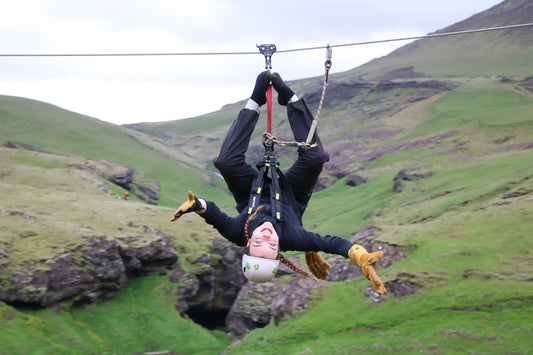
(305, 251, 331, 280)
(170, 191, 204, 222)
(348, 244, 387, 295)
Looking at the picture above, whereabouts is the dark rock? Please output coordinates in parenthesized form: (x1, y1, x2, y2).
(0, 230, 178, 308)
(387, 278, 421, 298)
(502, 187, 532, 199)
(367, 273, 421, 303)
(45, 254, 97, 305)
(393, 169, 433, 192)
(270, 277, 326, 326)
(394, 169, 414, 182)
(83, 237, 126, 283)
(225, 281, 281, 337)
(101, 165, 160, 203)
(3, 269, 49, 306)
(372, 242, 406, 268)
(375, 80, 456, 93)
(3, 141, 44, 152)
(326, 256, 363, 282)
(172, 238, 247, 329)
(120, 232, 177, 277)
(133, 182, 159, 201)
(106, 167, 135, 189)
(346, 174, 368, 187)
(193, 254, 211, 264)
(350, 226, 382, 242)
(0, 237, 127, 307)
(175, 271, 200, 313)
(314, 176, 336, 191)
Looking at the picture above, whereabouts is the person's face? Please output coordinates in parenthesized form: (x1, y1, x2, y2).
(248, 221, 279, 259)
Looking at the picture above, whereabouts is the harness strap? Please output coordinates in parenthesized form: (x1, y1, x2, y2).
(247, 144, 283, 221)
(247, 164, 265, 216)
(269, 161, 282, 220)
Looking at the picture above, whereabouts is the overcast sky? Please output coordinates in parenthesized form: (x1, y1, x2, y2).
(0, 0, 504, 125)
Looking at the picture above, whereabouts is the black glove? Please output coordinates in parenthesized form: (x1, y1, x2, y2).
(170, 191, 203, 222)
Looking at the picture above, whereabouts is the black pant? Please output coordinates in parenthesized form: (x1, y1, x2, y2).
(213, 100, 330, 215)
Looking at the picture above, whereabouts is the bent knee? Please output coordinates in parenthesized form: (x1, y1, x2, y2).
(213, 157, 233, 172)
(298, 148, 330, 166)
(213, 157, 255, 179)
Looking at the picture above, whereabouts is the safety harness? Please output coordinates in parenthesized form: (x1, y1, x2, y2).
(246, 140, 284, 221)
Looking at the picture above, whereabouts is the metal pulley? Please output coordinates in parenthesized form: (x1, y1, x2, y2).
(257, 43, 276, 69)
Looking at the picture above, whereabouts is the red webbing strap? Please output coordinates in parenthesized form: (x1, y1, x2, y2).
(267, 84, 272, 134)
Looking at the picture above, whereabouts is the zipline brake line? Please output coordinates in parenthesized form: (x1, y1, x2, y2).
(1, 23, 532, 58)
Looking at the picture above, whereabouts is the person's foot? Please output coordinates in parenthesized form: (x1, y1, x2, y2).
(272, 72, 295, 106)
(250, 71, 272, 106)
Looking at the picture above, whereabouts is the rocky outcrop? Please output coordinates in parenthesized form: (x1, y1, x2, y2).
(0, 222, 414, 338)
(106, 167, 135, 189)
(393, 169, 434, 193)
(222, 256, 326, 337)
(225, 280, 283, 336)
(346, 174, 368, 187)
(0, 232, 177, 308)
(171, 238, 248, 329)
(102, 166, 160, 204)
(220, 237, 409, 337)
(172, 226, 413, 337)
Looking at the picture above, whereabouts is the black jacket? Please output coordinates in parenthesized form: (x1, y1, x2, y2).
(201, 194, 352, 257)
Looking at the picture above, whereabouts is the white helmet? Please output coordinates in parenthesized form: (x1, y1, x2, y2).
(242, 254, 279, 283)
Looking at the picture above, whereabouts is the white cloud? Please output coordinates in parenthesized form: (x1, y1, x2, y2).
(0, 0, 504, 124)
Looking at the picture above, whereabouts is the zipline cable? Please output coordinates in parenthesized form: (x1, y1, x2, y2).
(1, 22, 532, 58)
(277, 22, 533, 54)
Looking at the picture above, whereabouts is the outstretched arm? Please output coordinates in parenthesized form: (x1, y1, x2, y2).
(200, 201, 248, 246)
(288, 227, 387, 294)
(169, 191, 248, 247)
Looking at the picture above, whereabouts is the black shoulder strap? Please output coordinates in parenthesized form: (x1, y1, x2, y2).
(247, 144, 283, 221)
(269, 161, 282, 221)
(247, 163, 266, 216)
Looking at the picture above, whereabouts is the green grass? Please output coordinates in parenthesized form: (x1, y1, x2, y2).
(0, 276, 229, 354)
(225, 276, 532, 355)
(413, 85, 533, 138)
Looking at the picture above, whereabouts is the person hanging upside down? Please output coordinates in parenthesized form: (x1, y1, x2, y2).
(171, 71, 386, 294)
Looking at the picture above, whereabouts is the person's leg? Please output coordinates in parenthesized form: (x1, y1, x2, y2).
(272, 73, 329, 213)
(213, 71, 271, 208)
(213, 108, 259, 207)
(284, 100, 330, 211)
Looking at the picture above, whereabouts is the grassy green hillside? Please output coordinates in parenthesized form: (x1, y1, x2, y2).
(346, 0, 533, 80)
(0, 95, 229, 208)
(1, 79, 531, 355)
(1, 0, 532, 353)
